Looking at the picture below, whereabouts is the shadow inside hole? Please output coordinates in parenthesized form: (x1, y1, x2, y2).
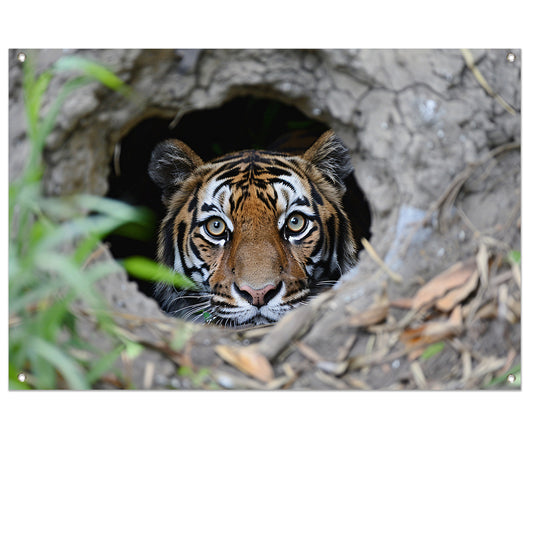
(105, 96, 371, 297)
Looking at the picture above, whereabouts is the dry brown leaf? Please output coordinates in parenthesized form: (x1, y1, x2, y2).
(436, 268, 479, 312)
(401, 306, 463, 354)
(469, 356, 507, 379)
(412, 258, 477, 310)
(348, 303, 389, 328)
(407, 347, 425, 361)
(507, 296, 521, 321)
(471, 301, 498, 320)
(344, 376, 371, 390)
(215, 344, 274, 383)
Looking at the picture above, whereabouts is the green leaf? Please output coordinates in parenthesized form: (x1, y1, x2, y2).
(75, 194, 150, 223)
(29, 337, 89, 390)
(178, 366, 193, 378)
(34, 212, 141, 255)
(124, 340, 144, 359)
(33, 76, 93, 164)
(71, 234, 105, 266)
(420, 341, 445, 360)
(35, 297, 72, 342)
(483, 364, 521, 389)
(22, 54, 53, 140)
(9, 279, 66, 316)
(33, 349, 58, 389)
(86, 345, 123, 384)
(36, 253, 105, 310)
(122, 256, 196, 289)
(26, 71, 53, 140)
(507, 250, 521, 265)
(53, 56, 131, 96)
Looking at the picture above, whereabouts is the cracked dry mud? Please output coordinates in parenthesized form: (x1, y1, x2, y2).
(8, 49, 521, 390)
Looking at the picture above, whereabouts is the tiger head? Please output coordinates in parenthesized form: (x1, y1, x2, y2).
(148, 130, 366, 326)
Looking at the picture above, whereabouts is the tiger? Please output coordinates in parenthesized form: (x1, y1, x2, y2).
(148, 130, 370, 327)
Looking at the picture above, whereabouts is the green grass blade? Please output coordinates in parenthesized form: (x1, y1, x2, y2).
(36, 253, 103, 308)
(122, 256, 196, 289)
(483, 364, 521, 389)
(86, 345, 123, 384)
(10, 51, 146, 390)
(29, 337, 89, 390)
(21, 54, 52, 140)
(420, 341, 445, 360)
(75, 195, 153, 224)
(53, 56, 131, 96)
(506, 250, 521, 265)
(34, 76, 92, 155)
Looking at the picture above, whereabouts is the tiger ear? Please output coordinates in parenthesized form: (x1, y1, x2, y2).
(148, 139, 204, 199)
(303, 130, 353, 187)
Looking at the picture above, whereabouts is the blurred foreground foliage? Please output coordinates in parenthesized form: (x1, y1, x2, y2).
(9, 52, 191, 389)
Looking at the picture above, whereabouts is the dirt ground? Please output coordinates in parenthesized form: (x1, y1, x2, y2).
(8, 49, 521, 390)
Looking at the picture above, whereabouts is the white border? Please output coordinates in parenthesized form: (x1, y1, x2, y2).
(2, 3, 530, 531)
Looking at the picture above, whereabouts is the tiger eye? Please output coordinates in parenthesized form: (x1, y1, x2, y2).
(205, 217, 226, 237)
(286, 213, 307, 233)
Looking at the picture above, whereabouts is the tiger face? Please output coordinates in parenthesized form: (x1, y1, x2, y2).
(148, 130, 363, 326)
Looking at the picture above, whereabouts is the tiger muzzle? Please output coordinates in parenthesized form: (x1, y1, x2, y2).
(234, 282, 282, 307)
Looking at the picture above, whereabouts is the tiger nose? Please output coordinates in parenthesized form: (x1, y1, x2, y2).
(236, 283, 280, 307)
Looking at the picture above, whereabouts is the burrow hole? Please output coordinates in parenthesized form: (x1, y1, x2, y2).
(105, 96, 371, 298)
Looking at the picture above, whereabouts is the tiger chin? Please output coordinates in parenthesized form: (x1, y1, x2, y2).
(148, 130, 366, 327)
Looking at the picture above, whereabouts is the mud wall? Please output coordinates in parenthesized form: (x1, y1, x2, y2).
(9, 49, 520, 259)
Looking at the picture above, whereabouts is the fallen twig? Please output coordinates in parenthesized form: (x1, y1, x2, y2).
(361, 237, 403, 283)
(461, 49, 517, 116)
